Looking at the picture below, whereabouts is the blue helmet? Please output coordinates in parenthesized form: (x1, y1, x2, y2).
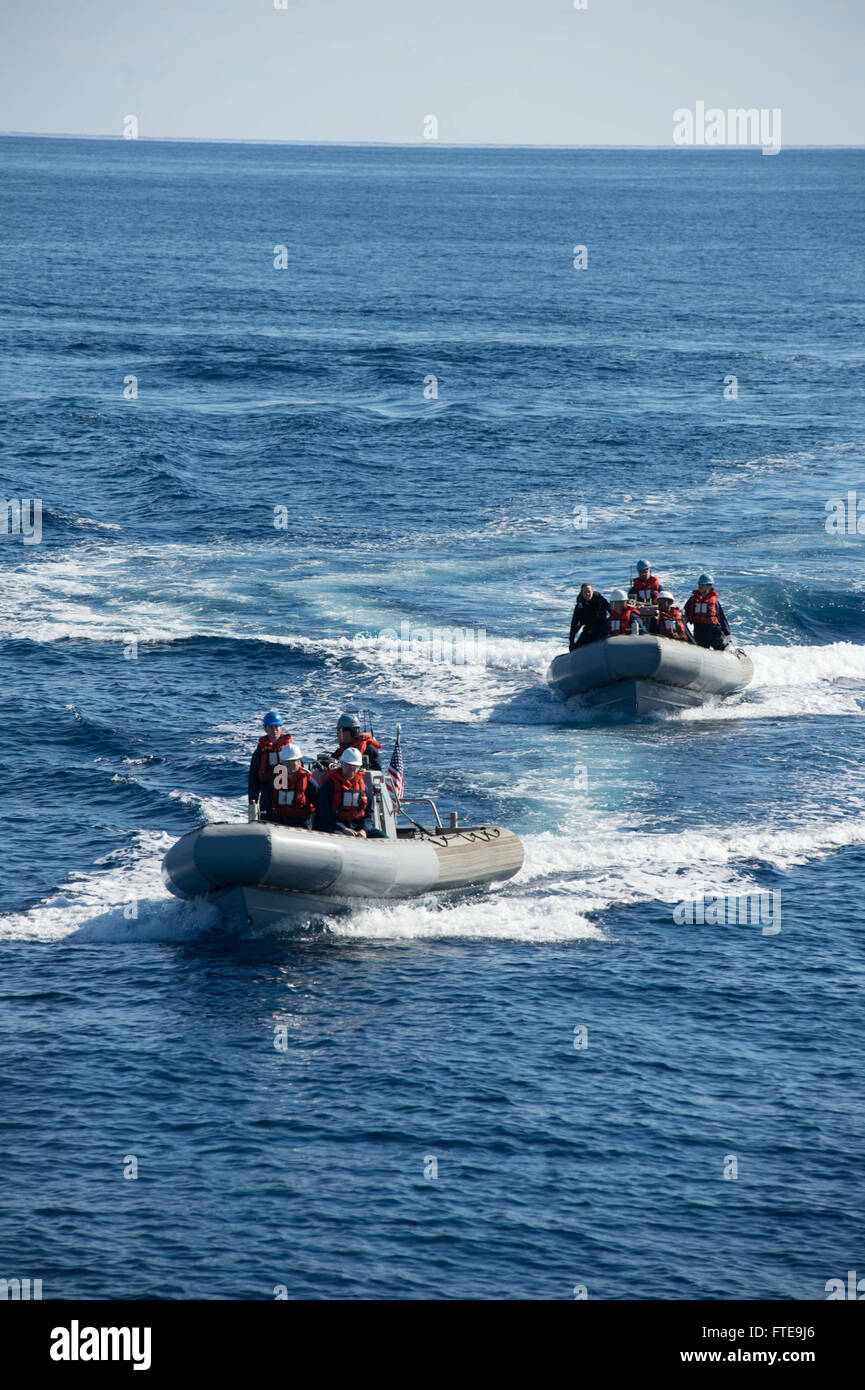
(337, 711, 362, 731)
(636, 559, 651, 572)
(263, 710, 283, 728)
(698, 573, 713, 586)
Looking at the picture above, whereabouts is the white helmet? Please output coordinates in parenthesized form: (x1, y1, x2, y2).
(658, 591, 674, 602)
(340, 747, 363, 768)
(278, 743, 302, 763)
(608, 588, 627, 602)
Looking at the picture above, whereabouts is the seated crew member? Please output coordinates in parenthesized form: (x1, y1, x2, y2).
(628, 560, 662, 605)
(605, 590, 647, 637)
(569, 582, 610, 650)
(655, 591, 694, 643)
(248, 710, 292, 821)
(682, 573, 732, 651)
(330, 711, 382, 771)
(314, 747, 376, 837)
(268, 743, 318, 828)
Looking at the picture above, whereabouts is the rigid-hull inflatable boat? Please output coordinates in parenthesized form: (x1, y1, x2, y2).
(547, 634, 753, 715)
(162, 769, 524, 925)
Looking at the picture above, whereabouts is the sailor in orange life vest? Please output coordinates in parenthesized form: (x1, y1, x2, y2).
(268, 744, 318, 828)
(248, 710, 292, 821)
(653, 591, 695, 643)
(330, 711, 382, 771)
(605, 590, 648, 637)
(682, 573, 732, 651)
(314, 747, 387, 837)
(628, 560, 662, 605)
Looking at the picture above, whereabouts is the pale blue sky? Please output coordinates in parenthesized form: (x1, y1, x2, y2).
(2, 0, 863, 145)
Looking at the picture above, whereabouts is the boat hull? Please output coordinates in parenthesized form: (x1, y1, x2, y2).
(162, 821, 524, 924)
(207, 884, 356, 926)
(547, 634, 753, 713)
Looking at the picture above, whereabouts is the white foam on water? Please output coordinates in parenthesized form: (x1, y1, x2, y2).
(48, 509, 123, 533)
(680, 643, 865, 722)
(14, 542, 860, 735)
(300, 631, 865, 728)
(520, 813, 865, 913)
(6, 807, 865, 946)
(749, 641, 865, 687)
(0, 548, 207, 645)
(1, 541, 558, 727)
(168, 790, 243, 823)
(325, 889, 605, 944)
(0, 830, 220, 943)
(0, 542, 303, 646)
(339, 630, 559, 722)
(324, 813, 865, 942)
(0, 789, 245, 944)
(0, 543, 560, 724)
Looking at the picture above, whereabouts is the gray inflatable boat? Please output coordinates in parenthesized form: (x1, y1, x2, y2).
(163, 769, 524, 926)
(547, 633, 753, 715)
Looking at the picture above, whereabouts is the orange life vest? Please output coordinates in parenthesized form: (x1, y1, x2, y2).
(630, 575, 660, 604)
(607, 605, 640, 636)
(341, 732, 382, 758)
(690, 589, 719, 624)
(257, 733, 292, 781)
(658, 605, 687, 641)
(271, 767, 314, 823)
(329, 768, 368, 825)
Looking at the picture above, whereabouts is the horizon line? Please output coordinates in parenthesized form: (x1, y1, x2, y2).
(1, 130, 864, 151)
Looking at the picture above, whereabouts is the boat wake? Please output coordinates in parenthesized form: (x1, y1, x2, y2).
(5, 811, 865, 946)
(679, 642, 865, 721)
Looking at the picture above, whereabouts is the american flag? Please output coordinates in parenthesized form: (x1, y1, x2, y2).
(386, 724, 404, 801)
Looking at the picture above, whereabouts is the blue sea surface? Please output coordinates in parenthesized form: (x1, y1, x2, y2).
(1, 137, 864, 1299)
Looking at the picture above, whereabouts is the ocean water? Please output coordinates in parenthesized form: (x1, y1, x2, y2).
(1, 137, 864, 1300)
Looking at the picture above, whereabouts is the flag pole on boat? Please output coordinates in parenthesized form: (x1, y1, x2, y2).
(386, 723, 404, 805)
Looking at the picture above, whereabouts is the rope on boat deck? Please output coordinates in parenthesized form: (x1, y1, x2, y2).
(401, 822, 503, 848)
